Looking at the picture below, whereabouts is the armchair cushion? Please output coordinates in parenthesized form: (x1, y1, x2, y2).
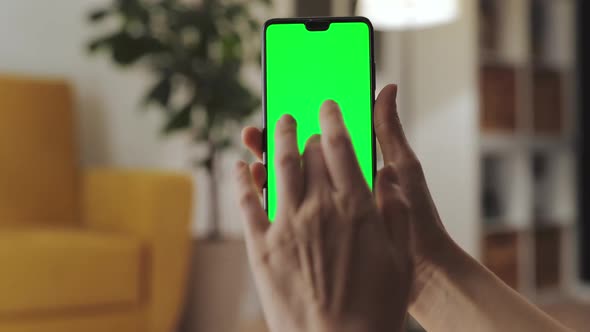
(82, 169, 193, 332)
(0, 228, 142, 315)
(0, 75, 79, 226)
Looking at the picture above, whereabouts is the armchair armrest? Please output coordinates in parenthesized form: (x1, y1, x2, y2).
(82, 168, 194, 332)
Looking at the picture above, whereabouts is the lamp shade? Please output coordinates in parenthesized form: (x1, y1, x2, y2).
(357, 0, 460, 30)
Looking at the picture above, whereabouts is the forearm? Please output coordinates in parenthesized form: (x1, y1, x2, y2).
(308, 310, 405, 332)
(409, 239, 571, 332)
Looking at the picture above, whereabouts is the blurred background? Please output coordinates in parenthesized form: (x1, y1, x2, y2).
(0, 0, 587, 331)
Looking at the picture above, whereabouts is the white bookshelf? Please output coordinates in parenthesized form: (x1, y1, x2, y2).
(478, 0, 577, 296)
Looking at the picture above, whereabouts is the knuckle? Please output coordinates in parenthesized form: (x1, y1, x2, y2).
(301, 196, 324, 220)
(336, 191, 372, 220)
(327, 132, 351, 151)
(254, 248, 272, 267)
(239, 191, 259, 209)
(238, 168, 250, 183)
(384, 185, 411, 212)
(387, 163, 401, 176)
(378, 164, 401, 183)
(294, 197, 332, 238)
(236, 168, 252, 188)
(400, 156, 424, 178)
(277, 154, 298, 170)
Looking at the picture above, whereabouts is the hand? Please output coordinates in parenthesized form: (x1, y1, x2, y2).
(371, 85, 452, 299)
(235, 101, 413, 332)
(242, 86, 572, 332)
(241, 85, 452, 306)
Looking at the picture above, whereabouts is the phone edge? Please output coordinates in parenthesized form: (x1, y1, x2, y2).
(261, 17, 377, 216)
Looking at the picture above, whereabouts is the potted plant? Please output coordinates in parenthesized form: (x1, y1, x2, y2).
(87, 0, 268, 239)
(87, 1, 269, 330)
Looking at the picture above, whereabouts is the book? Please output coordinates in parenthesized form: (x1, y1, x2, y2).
(480, 65, 518, 132)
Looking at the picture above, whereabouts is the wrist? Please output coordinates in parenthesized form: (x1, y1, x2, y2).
(310, 312, 405, 332)
(410, 230, 456, 298)
(408, 236, 478, 330)
(409, 233, 462, 306)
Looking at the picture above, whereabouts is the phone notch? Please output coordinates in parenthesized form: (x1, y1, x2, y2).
(305, 20, 331, 32)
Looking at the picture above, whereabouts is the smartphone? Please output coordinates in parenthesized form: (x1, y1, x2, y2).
(263, 17, 376, 221)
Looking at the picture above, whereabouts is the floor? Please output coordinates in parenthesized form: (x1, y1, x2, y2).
(239, 299, 590, 332)
(540, 299, 590, 332)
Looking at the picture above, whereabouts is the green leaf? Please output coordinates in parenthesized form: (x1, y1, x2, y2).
(144, 77, 172, 107)
(110, 33, 165, 65)
(214, 137, 233, 150)
(221, 33, 241, 62)
(225, 4, 245, 20)
(117, 0, 150, 23)
(247, 18, 260, 31)
(87, 0, 267, 139)
(89, 8, 111, 22)
(87, 35, 113, 53)
(163, 104, 192, 134)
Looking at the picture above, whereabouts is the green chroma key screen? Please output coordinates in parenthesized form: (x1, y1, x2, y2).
(265, 19, 374, 221)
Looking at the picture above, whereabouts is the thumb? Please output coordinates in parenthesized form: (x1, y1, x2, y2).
(375, 165, 411, 254)
(374, 84, 414, 164)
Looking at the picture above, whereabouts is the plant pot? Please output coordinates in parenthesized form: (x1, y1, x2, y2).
(179, 238, 248, 332)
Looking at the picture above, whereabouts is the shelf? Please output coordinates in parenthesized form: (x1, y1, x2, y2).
(481, 134, 571, 153)
(482, 221, 574, 235)
(480, 51, 529, 68)
(481, 133, 523, 153)
(533, 220, 575, 230)
(477, 0, 578, 298)
(480, 65, 519, 132)
(529, 136, 569, 151)
(483, 222, 526, 235)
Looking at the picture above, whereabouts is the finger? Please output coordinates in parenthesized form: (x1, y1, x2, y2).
(374, 84, 413, 164)
(250, 162, 266, 195)
(302, 135, 331, 195)
(235, 161, 269, 242)
(241, 126, 263, 160)
(375, 165, 410, 253)
(274, 114, 304, 213)
(319, 100, 370, 194)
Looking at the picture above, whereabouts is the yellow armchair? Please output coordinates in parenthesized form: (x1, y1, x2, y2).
(0, 75, 193, 332)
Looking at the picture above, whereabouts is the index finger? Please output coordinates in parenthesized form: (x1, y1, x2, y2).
(319, 100, 370, 194)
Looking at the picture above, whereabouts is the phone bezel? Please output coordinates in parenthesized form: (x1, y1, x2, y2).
(262, 16, 377, 214)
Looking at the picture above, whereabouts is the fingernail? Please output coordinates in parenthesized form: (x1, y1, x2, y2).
(305, 134, 321, 147)
(390, 84, 398, 98)
(321, 100, 340, 115)
(279, 114, 296, 126)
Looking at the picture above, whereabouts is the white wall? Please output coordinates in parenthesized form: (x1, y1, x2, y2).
(0, 0, 480, 325)
(0, 0, 267, 236)
(379, 0, 480, 257)
(0, 0, 184, 167)
(0, 0, 479, 253)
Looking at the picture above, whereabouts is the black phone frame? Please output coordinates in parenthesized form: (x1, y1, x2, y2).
(261, 16, 377, 214)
